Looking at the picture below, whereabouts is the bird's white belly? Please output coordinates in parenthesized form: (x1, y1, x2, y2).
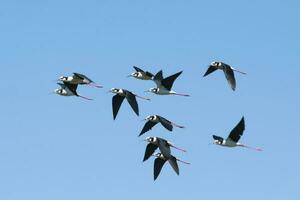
(223, 139, 237, 147)
(156, 87, 171, 95)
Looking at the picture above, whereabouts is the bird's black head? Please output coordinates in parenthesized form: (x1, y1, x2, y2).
(210, 61, 222, 67)
(146, 137, 157, 143)
(110, 88, 120, 94)
(59, 76, 68, 81)
(148, 88, 158, 93)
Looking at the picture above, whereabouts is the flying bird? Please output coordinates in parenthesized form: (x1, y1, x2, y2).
(146, 70, 190, 96)
(59, 73, 102, 88)
(139, 115, 185, 136)
(54, 82, 93, 100)
(152, 152, 190, 181)
(203, 61, 246, 91)
(143, 137, 186, 162)
(212, 117, 262, 151)
(128, 66, 154, 80)
(109, 88, 150, 120)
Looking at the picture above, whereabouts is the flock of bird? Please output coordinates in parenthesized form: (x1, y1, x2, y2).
(53, 62, 262, 181)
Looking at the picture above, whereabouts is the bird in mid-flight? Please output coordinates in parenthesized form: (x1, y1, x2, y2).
(146, 70, 190, 96)
(109, 88, 150, 120)
(128, 66, 155, 80)
(212, 117, 262, 151)
(139, 115, 185, 136)
(59, 72, 102, 88)
(203, 61, 246, 91)
(54, 82, 93, 100)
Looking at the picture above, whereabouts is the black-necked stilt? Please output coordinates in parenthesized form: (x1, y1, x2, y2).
(109, 88, 150, 120)
(54, 82, 93, 100)
(146, 70, 190, 96)
(59, 73, 102, 88)
(143, 137, 186, 162)
(139, 115, 185, 136)
(203, 62, 246, 91)
(128, 66, 154, 80)
(212, 117, 262, 151)
(152, 152, 190, 181)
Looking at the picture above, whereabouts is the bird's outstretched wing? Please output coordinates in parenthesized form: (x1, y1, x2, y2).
(213, 135, 224, 143)
(161, 71, 182, 91)
(153, 70, 163, 87)
(112, 95, 125, 120)
(125, 91, 139, 116)
(133, 66, 145, 73)
(223, 66, 236, 91)
(139, 121, 158, 136)
(154, 157, 167, 180)
(203, 66, 218, 77)
(59, 82, 78, 95)
(73, 72, 94, 83)
(168, 156, 179, 175)
(157, 138, 171, 158)
(143, 143, 158, 162)
(158, 116, 173, 132)
(227, 117, 245, 143)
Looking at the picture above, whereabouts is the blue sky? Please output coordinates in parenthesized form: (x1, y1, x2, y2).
(1, 0, 300, 199)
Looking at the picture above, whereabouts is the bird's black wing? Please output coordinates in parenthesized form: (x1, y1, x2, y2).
(112, 95, 125, 120)
(157, 138, 171, 158)
(143, 143, 158, 162)
(154, 157, 167, 180)
(161, 71, 183, 91)
(158, 116, 173, 132)
(139, 121, 158, 136)
(227, 117, 245, 143)
(223, 65, 236, 91)
(145, 71, 154, 77)
(73, 72, 94, 83)
(57, 82, 66, 89)
(203, 66, 218, 77)
(153, 70, 163, 87)
(125, 91, 139, 116)
(168, 156, 179, 175)
(213, 135, 224, 143)
(62, 82, 78, 95)
(133, 66, 145, 73)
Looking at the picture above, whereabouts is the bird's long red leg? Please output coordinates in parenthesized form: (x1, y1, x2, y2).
(233, 69, 247, 75)
(78, 95, 93, 101)
(176, 158, 191, 165)
(88, 83, 103, 88)
(171, 122, 185, 129)
(135, 95, 151, 101)
(174, 93, 190, 97)
(171, 145, 187, 152)
(241, 144, 262, 151)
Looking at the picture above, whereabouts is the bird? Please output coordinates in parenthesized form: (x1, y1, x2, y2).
(139, 115, 185, 136)
(59, 72, 102, 88)
(203, 61, 246, 91)
(212, 117, 262, 151)
(146, 70, 190, 96)
(143, 136, 186, 162)
(109, 88, 150, 120)
(152, 152, 190, 181)
(128, 66, 154, 80)
(54, 82, 93, 100)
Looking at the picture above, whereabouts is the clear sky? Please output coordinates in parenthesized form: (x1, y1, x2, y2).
(1, 0, 300, 199)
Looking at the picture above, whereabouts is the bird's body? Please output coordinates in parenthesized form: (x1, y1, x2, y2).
(212, 117, 262, 151)
(143, 137, 186, 162)
(129, 66, 154, 80)
(147, 70, 190, 96)
(109, 88, 150, 120)
(139, 115, 184, 136)
(203, 61, 246, 91)
(54, 82, 93, 100)
(59, 73, 102, 88)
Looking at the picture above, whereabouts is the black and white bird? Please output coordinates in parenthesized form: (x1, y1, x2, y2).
(152, 152, 190, 181)
(128, 66, 154, 80)
(146, 70, 190, 96)
(203, 61, 246, 91)
(109, 88, 150, 120)
(54, 82, 93, 100)
(139, 115, 185, 136)
(59, 73, 102, 88)
(143, 137, 186, 162)
(212, 117, 262, 151)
